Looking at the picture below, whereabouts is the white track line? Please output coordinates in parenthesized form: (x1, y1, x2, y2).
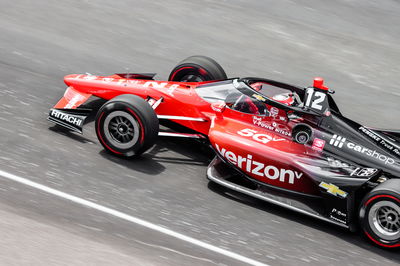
(0, 169, 268, 266)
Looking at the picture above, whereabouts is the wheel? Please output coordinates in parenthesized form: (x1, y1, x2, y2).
(359, 179, 400, 248)
(168, 55, 227, 82)
(95, 94, 159, 157)
(292, 125, 312, 144)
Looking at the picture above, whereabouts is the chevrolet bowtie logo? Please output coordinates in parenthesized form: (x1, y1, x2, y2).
(319, 182, 348, 198)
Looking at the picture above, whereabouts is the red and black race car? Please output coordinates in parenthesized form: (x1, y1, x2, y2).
(48, 56, 400, 248)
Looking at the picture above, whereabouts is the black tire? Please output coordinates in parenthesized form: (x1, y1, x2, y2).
(95, 94, 159, 157)
(168, 55, 227, 82)
(359, 179, 400, 248)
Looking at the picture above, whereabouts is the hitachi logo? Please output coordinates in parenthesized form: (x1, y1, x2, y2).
(215, 144, 303, 184)
(50, 109, 83, 126)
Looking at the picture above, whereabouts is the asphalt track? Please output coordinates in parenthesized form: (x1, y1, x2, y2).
(0, 0, 399, 265)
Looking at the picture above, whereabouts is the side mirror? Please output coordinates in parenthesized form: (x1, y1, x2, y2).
(211, 101, 226, 113)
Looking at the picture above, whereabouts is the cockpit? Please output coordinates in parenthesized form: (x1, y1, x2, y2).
(195, 78, 304, 116)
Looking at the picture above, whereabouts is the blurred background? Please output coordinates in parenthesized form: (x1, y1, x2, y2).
(0, 0, 399, 265)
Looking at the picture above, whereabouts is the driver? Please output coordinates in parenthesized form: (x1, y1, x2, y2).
(237, 96, 267, 115)
(226, 92, 268, 115)
(272, 93, 295, 106)
(250, 82, 296, 106)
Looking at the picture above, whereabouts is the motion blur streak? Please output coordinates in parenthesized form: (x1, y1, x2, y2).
(0, 169, 268, 266)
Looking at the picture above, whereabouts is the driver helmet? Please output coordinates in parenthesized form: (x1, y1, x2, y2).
(250, 82, 295, 106)
(272, 93, 295, 106)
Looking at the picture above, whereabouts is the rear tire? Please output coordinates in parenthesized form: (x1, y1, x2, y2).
(359, 179, 400, 248)
(169, 55, 227, 82)
(95, 95, 158, 157)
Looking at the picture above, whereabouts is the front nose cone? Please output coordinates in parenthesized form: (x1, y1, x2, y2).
(63, 74, 80, 86)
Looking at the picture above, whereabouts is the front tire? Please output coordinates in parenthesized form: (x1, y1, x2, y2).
(359, 179, 400, 248)
(168, 55, 227, 82)
(95, 94, 159, 157)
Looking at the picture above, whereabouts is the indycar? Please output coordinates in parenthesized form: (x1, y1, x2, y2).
(48, 56, 400, 248)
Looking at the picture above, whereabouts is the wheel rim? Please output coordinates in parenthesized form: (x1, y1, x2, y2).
(369, 200, 400, 241)
(295, 132, 309, 144)
(103, 111, 140, 149)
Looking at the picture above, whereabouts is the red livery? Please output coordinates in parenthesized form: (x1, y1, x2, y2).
(48, 56, 400, 248)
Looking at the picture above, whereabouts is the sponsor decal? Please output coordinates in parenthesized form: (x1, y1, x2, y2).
(83, 75, 98, 80)
(270, 107, 279, 117)
(359, 126, 381, 142)
(49, 109, 83, 126)
(312, 138, 325, 152)
(380, 140, 400, 156)
(215, 144, 303, 184)
(252, 117, 291, 137)
(167, 84, 179, 96)
(360, 126, 400, 157)
(143, 81, 179, 96)
(252, 94, 266, 102)
(350, 167, 378, 177)
(329, 134, 395, 165)
(64, 87, 84, 101)
(319, 182, 348, 199)
(102, 77, 115, 82)
(330, 208, 347, 224)
(128, 79, 140, 85)
(326, 158, 378, 178)
(329, 134, 346, 148)
(237, 128, 285, 144)
(268, 107, 287, 122)
(62, 87, 90, 109)
(65, 94, 86, 109)
(326, 157, 350, 168)
(144, 81, 168, 89)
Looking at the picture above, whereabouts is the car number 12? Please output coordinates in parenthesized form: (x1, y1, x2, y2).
(304, 88, 327, 111)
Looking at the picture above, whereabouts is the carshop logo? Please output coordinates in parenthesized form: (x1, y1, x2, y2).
(329, 134, 395, 165)
(215, 144, 303, 184)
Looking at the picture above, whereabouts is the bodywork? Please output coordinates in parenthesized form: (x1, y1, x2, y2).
(48, 73, 400, 230)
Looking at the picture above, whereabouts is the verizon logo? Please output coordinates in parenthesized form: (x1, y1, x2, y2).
(215, 144, 303, 184)
(330, 134, 346, 148)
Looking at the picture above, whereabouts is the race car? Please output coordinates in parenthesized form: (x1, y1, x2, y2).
(48, 56, 400, 248)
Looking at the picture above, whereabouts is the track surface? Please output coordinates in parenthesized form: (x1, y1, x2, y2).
(0, 0, 400, 265)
